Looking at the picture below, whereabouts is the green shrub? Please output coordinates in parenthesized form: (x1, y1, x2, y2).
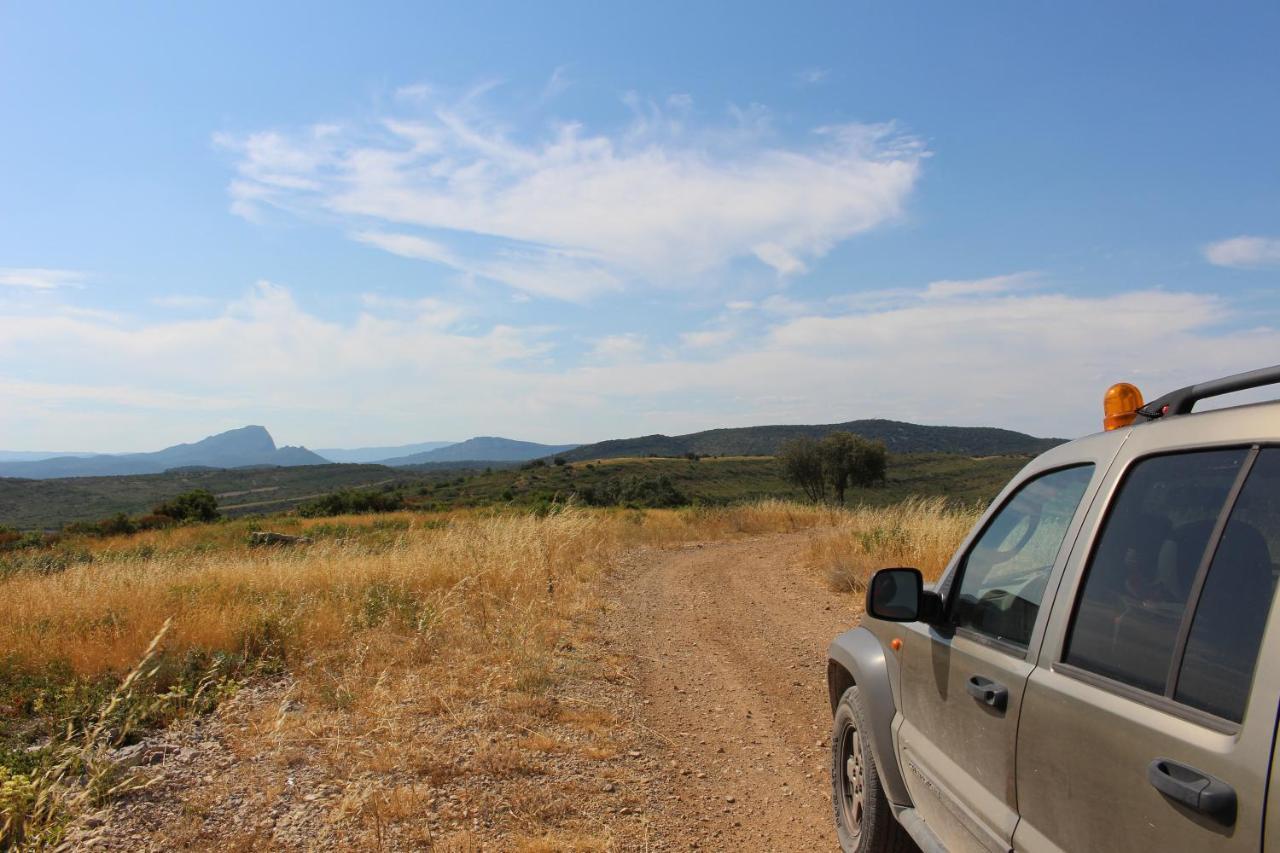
(576, 474, 687, 508)
(297, 489, 405, 518)
(152, 489, 220, 523)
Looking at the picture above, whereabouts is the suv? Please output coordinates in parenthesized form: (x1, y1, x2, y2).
(827, 366, 1280, 853)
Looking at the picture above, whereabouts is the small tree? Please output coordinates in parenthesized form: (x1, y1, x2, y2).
(820, 432, 888, 503)
(153, 489, 220, 523)
(779, 437, 826, 502)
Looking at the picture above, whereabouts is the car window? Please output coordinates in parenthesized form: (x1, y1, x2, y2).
(951, 465, 1094, 648)
(1174, 449, 1280, 722)
(1064, 449, 1246, 692)
(1064, 447, 1279, 723)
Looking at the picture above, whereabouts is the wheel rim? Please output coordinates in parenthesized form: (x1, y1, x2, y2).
(837, 720, 865, 838)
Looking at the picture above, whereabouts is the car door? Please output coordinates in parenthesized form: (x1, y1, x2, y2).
(1014, 437, 1280, 852)
(895, 459, 1100, 853)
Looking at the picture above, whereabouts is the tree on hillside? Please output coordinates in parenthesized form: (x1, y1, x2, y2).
(820, 432, 888, 504)
(779, 437, 826, 502)
(153, 489, 220, 523)
(781, 433, 888, 504)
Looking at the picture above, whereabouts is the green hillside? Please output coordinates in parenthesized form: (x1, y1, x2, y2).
(558, 418, 1061, 461)
(0, 464, 429, 530)
(0, 452, 1031, 529)
(426, 453, 1029, 510)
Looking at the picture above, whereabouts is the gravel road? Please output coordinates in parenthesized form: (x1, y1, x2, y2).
(613, 533, 863, 851)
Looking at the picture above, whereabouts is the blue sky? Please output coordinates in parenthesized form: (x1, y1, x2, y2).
(2, 1, 1278, 450)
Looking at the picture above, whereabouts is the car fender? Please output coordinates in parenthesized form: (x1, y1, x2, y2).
(827, 625, 911, 807)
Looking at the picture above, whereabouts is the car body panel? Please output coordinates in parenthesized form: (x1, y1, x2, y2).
(890, 438, 1119, 853)
(1013, 404, 1280, 852)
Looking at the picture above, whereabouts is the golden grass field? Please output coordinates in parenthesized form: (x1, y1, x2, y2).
(0, 499, 978, 849)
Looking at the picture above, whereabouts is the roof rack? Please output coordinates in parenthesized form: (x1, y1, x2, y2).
(1137, 364, 1280, 421)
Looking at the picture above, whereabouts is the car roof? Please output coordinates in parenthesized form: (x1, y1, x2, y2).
(1053, 397, 1280, 467)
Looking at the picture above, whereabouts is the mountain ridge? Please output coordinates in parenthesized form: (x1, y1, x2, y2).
(557, 418, 1062, 461)
(0, 426, 328, 479)
(381, 436, 580, 466)
(316, 441, 455, 464)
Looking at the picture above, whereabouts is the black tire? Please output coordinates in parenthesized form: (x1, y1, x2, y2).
(832, 685, 915, 853)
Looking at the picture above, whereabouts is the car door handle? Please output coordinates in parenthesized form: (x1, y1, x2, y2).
(965, 675, 1008, 711)
(1147, 758, 1236, 825)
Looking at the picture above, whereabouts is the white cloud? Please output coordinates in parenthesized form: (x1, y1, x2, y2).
(151, 294, 217, 309)
(353, 229, 619, 301)
(922, 272, 1037, 300)
(680, 329, 735, 348)
(4, 278, 1274, 449)
(216, 88, 924, 299)
(539, 66, 571, 102)
(589, 333, 646, 360)
(1203, 236, 1280, 269)
(796, 68, 829, 85)
(0, 268, 87, 290)
(752, 242, 808, 276)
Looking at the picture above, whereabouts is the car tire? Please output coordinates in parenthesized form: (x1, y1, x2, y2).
(832, 685, 914, 853)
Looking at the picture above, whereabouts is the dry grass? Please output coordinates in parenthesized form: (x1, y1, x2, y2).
(807, 496, 982, 592)
(0, 498, 974, 847)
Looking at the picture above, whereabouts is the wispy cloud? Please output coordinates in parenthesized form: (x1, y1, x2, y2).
(1203, 235, 1280, 269)
(922, 272, 1037, 300)
(0, 268, 87, 290)
(795, 67, 830, 85)
(589, 333, 646, 360)
(680, 329, 735, 349)
(216, 85, 925, 299)
(151, 294, 216, 309)
(539, 65, 571, 103)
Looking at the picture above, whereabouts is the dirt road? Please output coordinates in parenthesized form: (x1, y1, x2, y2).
(61, 531, 863, 851)
(613, 533, 863, 851)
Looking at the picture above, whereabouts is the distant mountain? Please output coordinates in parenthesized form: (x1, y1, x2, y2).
(0, 450, 101, 462)
(559, 419, 1062, 461)
(0, 426, 328, 479)
(316, 441, 455, 464)
(381, 436, 580, 465)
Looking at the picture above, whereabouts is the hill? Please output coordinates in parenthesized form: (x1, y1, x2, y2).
(558, 418, 1061, 461)
(381, 436, 579, 465)
(315, 441, 454, 464)
(0, 452, 1029, 530)
(0, 450, 101, 462)
(0, 426, 328, 479)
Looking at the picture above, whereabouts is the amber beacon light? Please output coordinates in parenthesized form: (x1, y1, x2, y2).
(1103, 382, 1145, 431)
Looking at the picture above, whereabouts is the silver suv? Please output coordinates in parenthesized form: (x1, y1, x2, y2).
(827, 366, 1280, 852)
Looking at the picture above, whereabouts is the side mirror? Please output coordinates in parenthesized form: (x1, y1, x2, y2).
(866, 567, 944, 624)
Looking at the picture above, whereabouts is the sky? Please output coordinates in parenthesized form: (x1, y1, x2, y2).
(2, 1, 1278, 451)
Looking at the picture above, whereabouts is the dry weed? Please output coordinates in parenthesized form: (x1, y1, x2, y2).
(806, 496, 980, 592)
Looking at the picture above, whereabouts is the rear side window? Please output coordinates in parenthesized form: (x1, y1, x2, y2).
(951, 465, 1094, 648)
(1175, 450, 1280, 720)
(1064, 447, 1279, 723)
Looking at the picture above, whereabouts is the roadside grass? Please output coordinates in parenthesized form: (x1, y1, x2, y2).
(806, 496, 982, 592)
(0, 498, 977, 847)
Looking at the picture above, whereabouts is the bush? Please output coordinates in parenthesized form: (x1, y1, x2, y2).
(297, 489, 406, 518)
(576, 475, 688, 508)
(96, 513, 137, 537)
(135, 513, 177, 531)
(0, 527, 55, 552)
(553, 457, 566, 466)
(152, 489, 220, 523)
